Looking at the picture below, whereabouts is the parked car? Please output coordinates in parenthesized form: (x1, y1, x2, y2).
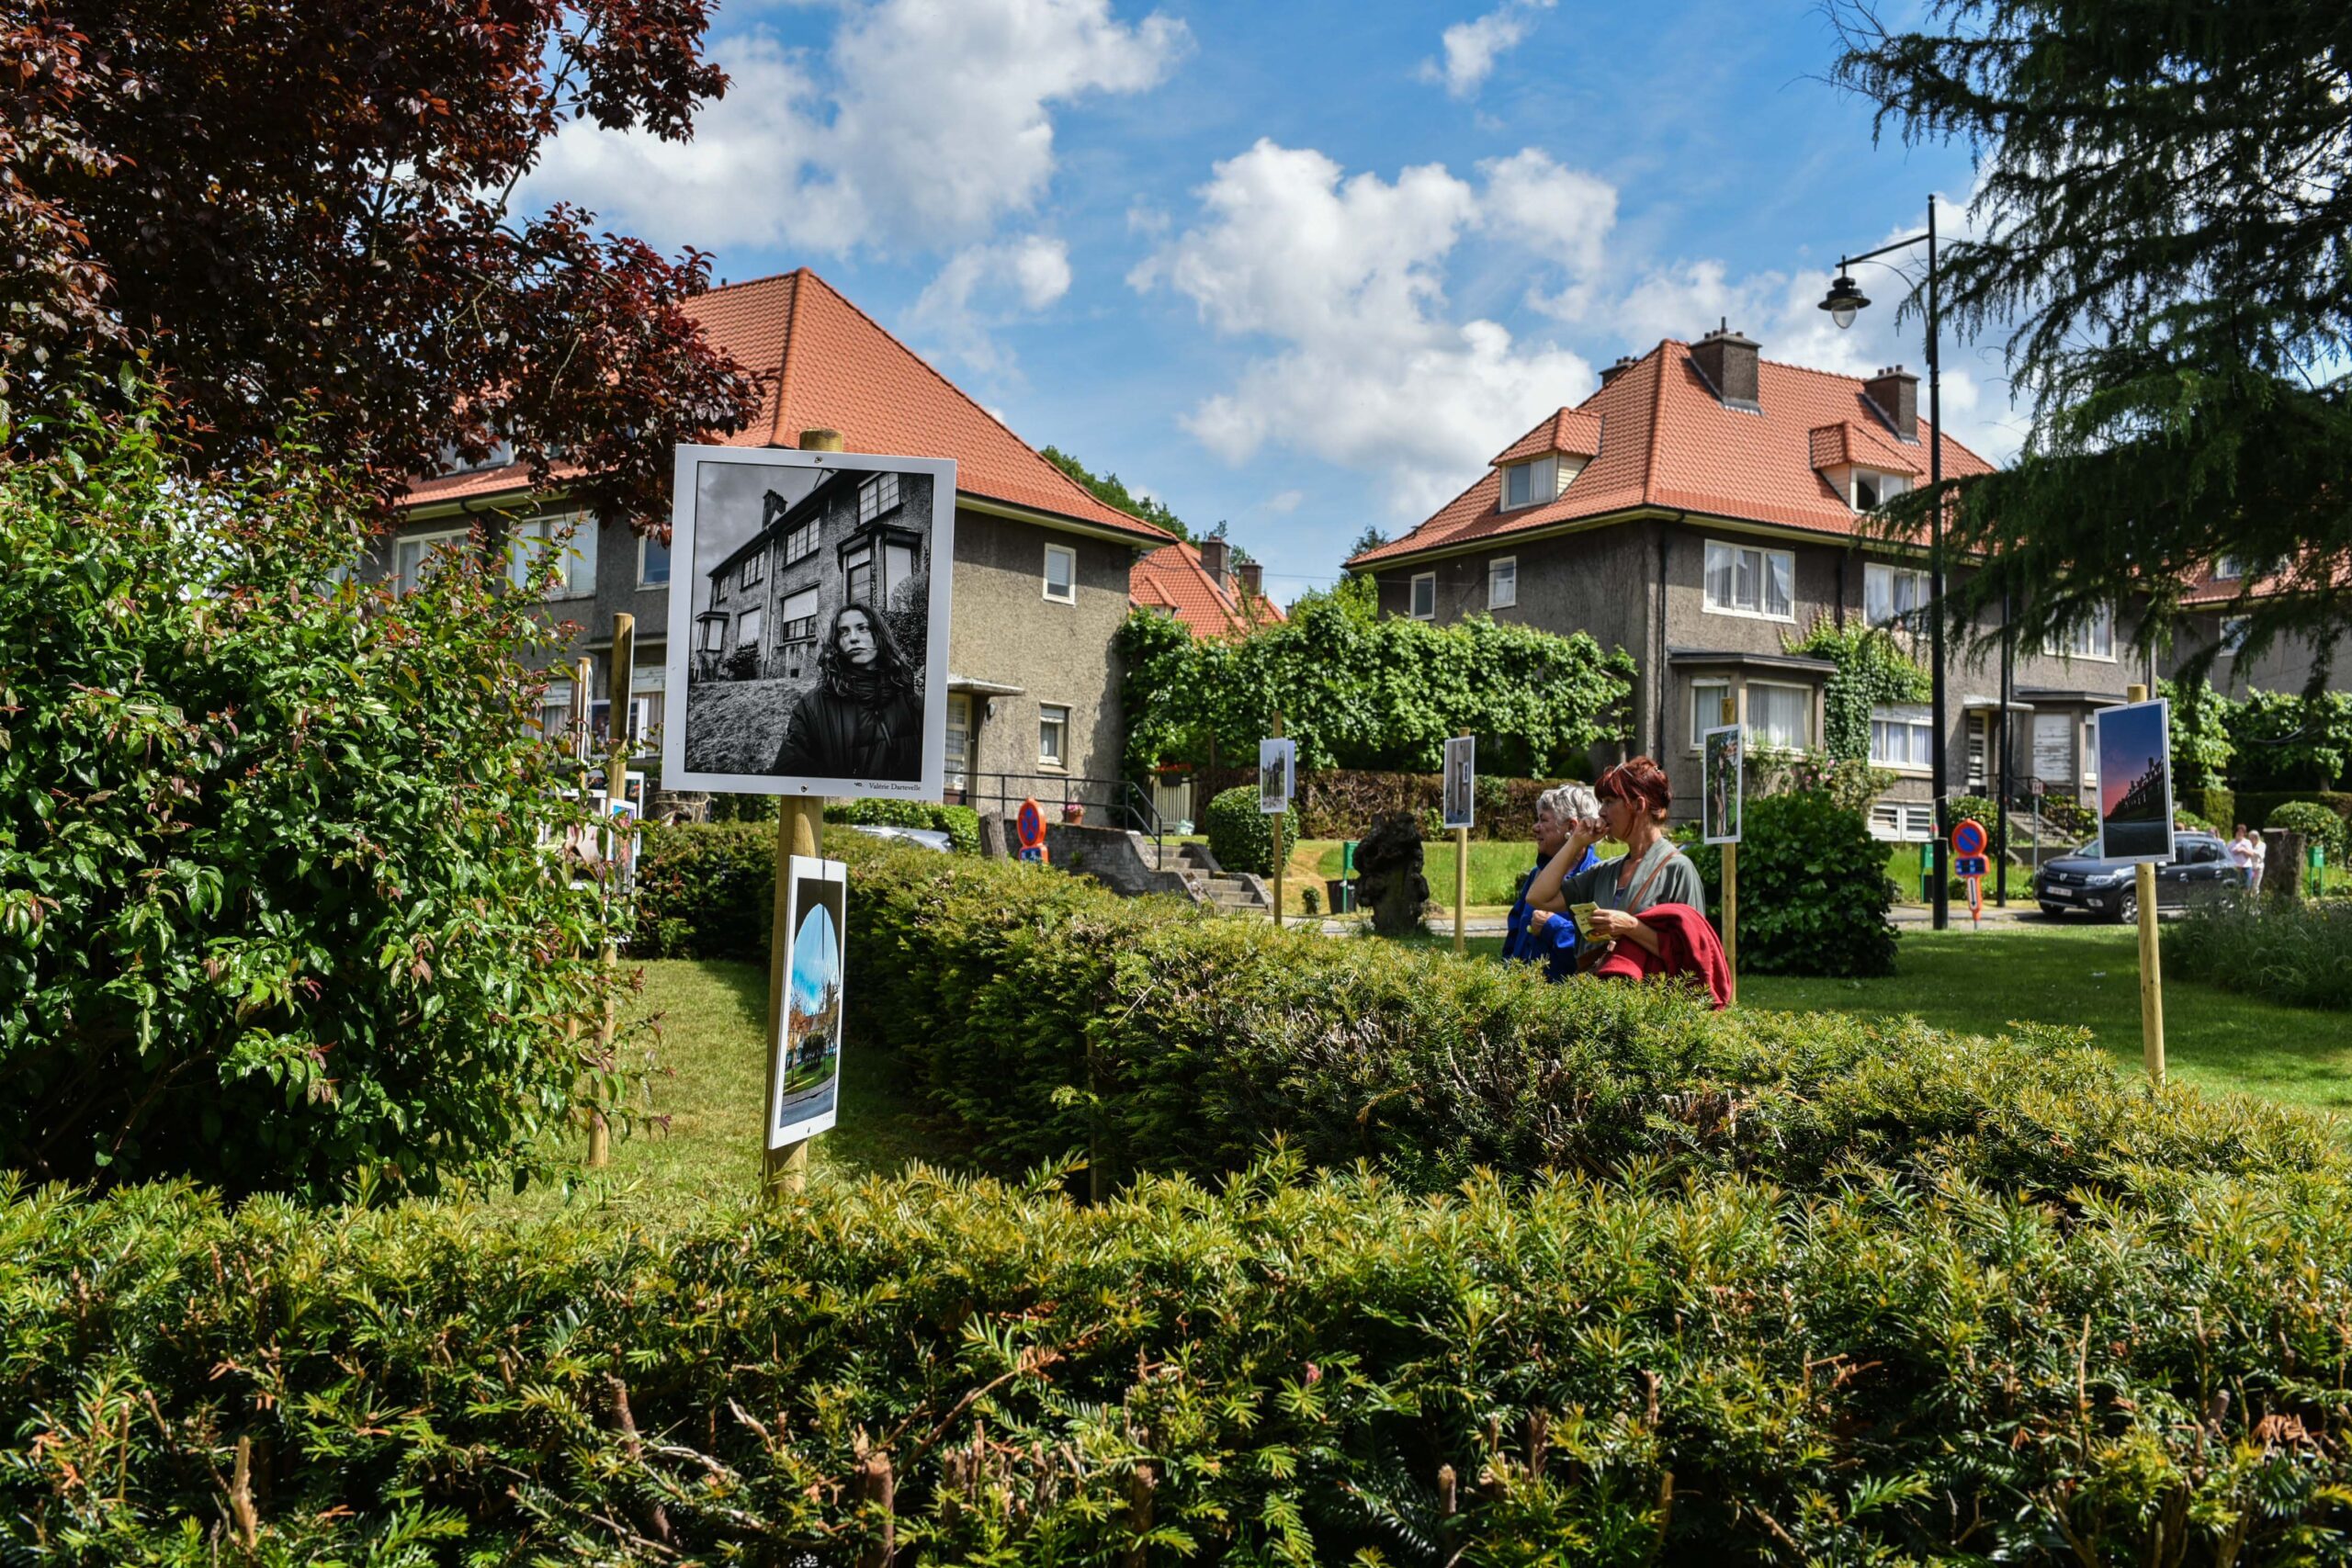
(2033, 832, 2245, 921)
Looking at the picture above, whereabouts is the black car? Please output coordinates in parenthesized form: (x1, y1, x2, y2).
(2034, 832, 2246, 921)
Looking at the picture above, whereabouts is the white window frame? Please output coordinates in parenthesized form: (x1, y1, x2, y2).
(2064, 603, 2116, 661)
(1869, 800, 1938, 841)
(1501, 456, 1557, 512)
(1043, 543, 1077, 604)
(1851, 468, 1909, 511)
(396, 526, 472, 595)
(638, 532, 671, 588)
(508, 513, 597, 600)
(1868, 702, 1934, 772)
(2220, 615, 2251, 655)
(1747, 680, 1815, 752)
(1689, 678, 1733, 750)
(1408, 571, 1437, 620)
(1863, 561, 1931, 629)
(858, 471, 900, 525)
(782, 518, 820, 567)
(2214, 555, 2241, 581)
(741, 551, 765, 592)
(1487, 556, 1518, 610)
(736, 605, 764, 651)
(1038, 703, 1071, 769)
(1702, 538, 1796, 623)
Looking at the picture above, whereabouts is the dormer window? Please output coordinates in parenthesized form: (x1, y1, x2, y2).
(2214, 555, 2241, 581)
(1502, 456, 1559, 511)
(1852, 469, 1908, 510)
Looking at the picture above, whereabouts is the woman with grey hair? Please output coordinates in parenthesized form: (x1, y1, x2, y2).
(1501, 782, 1601, 979)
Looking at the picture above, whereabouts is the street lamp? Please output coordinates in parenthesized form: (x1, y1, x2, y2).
(1819, 194, 1953, 931)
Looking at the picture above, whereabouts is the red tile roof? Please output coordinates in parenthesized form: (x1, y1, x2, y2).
(1130, 541, 1286, 637)
(401, 268, 1171, 545)
(1490, 408, 1603, 468)
(1350, 340, 1996, 568)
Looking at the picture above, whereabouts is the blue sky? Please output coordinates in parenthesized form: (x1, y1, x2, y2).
(789, 899, 840, 1013)
(524, 0, 2011, 599)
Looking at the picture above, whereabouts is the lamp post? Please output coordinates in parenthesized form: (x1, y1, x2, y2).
(1821, 194, 1951, 931)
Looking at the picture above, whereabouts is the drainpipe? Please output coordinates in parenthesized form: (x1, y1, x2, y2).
(1653, 516, 1682, 761)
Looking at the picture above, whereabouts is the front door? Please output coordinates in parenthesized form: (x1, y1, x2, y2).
(945, 693, 971, 797)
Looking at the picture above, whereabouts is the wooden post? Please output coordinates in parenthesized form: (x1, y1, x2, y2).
(2129, 682, 2166, 1088)
(1453, 730, 1470, 954)
(763, 426, 843, 1198)
(1720, 693, 1738, 1005)
(587, 613, 635, 1168)
(1271, 712, 1285, 928)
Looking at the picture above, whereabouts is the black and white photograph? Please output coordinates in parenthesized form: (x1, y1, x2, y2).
(1258, 737, 1295, 815)
(662, 445, 956, 800)
(1442, 735, 1476, 830)
(2095, 698, 2175, 864)
(1702, 724, 1743, 845)
(769, 855, 847, 1150)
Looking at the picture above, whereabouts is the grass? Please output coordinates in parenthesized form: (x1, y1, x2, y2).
(1281, 837, 1625, 919)
(680, 678, 805, 774)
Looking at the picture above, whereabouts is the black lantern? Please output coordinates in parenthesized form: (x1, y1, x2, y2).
(1819, 272, 1871, 330)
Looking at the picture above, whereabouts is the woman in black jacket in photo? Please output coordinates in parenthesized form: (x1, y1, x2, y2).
(771, 604, 922, 782)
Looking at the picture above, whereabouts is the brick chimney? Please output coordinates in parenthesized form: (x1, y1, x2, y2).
(1690, 321, 1760, 412)
(1864, 365, 1919, 443)
(1598, 354, 1640, 388)
(1237, 559, 1263, 602)
(1198, 536, 1229, 586)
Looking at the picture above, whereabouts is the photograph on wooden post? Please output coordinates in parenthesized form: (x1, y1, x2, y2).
(2094, 697, 2175, 864)
(662, 444, 956, 800)
(770, 854, 848, 1150)
(1442, 735, 1476, 830)
(1258, 737, 1295, 814)
(1701, 724, 1743, 845)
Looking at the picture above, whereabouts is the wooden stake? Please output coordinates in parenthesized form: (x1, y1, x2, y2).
(588, 613, 635, 1168)
(1271, 711, 1285, 928)
(763, 426, 843, 1198)
(1453, 729, 1470, 955)
(2129, 682, 2166, 1088)
(1722, 840, 1738, 1006)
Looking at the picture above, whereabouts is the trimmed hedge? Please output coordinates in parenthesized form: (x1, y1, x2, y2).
(847, 846, 2335, 1200)
(12, 1158, 2352, 1563)
(1204, 784, 1295, 876)
(632, 821, 777, 961)
(1680, 792, 1899, 977)
(2267, 800, 2349, 866)
(2180, 785, 2237, 833)
(825, 796, 983, 854)
(2240, 790, 2352, 848)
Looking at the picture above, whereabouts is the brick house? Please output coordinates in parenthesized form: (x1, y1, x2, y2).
(2169, 564, 2351, 698)
(1128, 536, 1283, 638)
(1345, 327, 2158, 836)
(377, 268, 1172, 809)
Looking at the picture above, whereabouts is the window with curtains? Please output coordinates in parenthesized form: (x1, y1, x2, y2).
(1039, 704, 1069, 767)
(1487, 557, 1517, 608)
(2064, 604, 2116, 660)
(1864, 562, 1931, 629)
(1044, 544, 1076, 603)
(638, 534, 670, 587)
(396, 528, 470, 594)
(1502, 457, 1557, 511)
(1409, 572, 1436, 619)
(1690, 679, 1732, 749)
(1869, 703, 1934, 769)
(1852, 469, 1909, 510)
(1748, 682, 1815, 750)
(506, 515, 596, 599)
(1702, 539, 1794, 620)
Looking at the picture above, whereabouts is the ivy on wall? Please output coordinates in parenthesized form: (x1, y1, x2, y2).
(1782, 617, 1931, 762)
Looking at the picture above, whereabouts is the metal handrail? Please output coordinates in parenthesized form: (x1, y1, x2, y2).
(957, 771, 1167, 863)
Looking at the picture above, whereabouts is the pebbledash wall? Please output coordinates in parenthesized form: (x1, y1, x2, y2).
(361, 485, 1147, 801)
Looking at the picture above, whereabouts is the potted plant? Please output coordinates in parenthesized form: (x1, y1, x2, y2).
(1060, 799, 1086, 825)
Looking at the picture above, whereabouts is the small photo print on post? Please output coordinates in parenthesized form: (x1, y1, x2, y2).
(1701, 724, 1743, 845)
(662, 445, 956, 801)
(1258, 737, 1295, 815)
(1442, 735, 1476, 830)
(769, 855, 847, 1150)
(2095, 697, 2175, 864)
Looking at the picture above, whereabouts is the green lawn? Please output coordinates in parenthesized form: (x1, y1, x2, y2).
(1288, 837, 1626, 917)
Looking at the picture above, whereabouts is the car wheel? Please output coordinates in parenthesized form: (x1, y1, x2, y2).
(2114, 891, 2137, 924)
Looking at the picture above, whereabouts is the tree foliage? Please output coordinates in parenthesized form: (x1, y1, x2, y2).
(1039, 445, 1192, 541)
(2159, 677, 2237, 791)
(1835, 0, 2352, 680)
(1118, 578, 1637, 779)
(0, 1, 762, 523)
(0, 394, 628, 1198)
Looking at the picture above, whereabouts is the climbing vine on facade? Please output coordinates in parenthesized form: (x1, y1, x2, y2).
(1783, 617, 1930, 762)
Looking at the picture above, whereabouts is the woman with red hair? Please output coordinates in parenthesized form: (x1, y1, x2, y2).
(1525, 755, 1706, 970)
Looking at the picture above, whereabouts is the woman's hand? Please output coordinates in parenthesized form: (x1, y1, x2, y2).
(1585, 907, 1640, 941)
(1526, 829, 1594, 909)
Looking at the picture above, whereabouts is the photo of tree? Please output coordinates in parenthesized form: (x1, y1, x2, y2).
(1702, 724, 1743, 845)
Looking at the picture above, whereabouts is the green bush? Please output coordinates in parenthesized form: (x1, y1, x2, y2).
(824, 796, 982, 853)
(2266, 799, 2350, 865)
(633, 822, 778, 961)
(1681, 791, 1898, 977)
(12, 1156, 2352, 1564)
(1948, 792, 2005, 845)
(846, 846, 2330, 1200)
(2165, 899, 2352, 1010)
(0, 400, 621, 1199)
(1204, 784, 1295, 876)
(2180, 784, 2237, 833)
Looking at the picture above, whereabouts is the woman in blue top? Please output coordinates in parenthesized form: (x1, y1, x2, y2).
(1502, 783, 1600, 980)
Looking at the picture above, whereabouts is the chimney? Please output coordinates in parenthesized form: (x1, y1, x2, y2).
(1198, 536, 1229, 585)
(1864, 365, 1920, 443)
(1690, 320, 1760, 412)
(1598, 354, 1640, 388)
(1237, 560, 1263, 602)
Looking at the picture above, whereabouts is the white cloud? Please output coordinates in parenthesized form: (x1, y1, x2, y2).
(1134, 140, 1601, 516)
(1421, 0, 1557, 100)
(1480, 148, 1617, 318)
(904, 234, 1073, 371)
(522, 0, 1190, 255)
(1265, 489, 1305, 514)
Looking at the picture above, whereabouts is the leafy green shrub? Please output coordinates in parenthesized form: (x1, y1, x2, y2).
(1204, 784, 1295, 876)
(2179, 785, 2236, 832)
(846, 846, 2332, 1200)
(2165, 900, 2352, 1010)
(634, 822, 777, 961)
(12, 1155, 2352, 1564)
(824, 796, 982, 853)
(0, 401, 621, 1199)
(1949, 792, 2005, 844)
(1681, 791, 1897, 976)
(2266, 799, 2350, 865)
